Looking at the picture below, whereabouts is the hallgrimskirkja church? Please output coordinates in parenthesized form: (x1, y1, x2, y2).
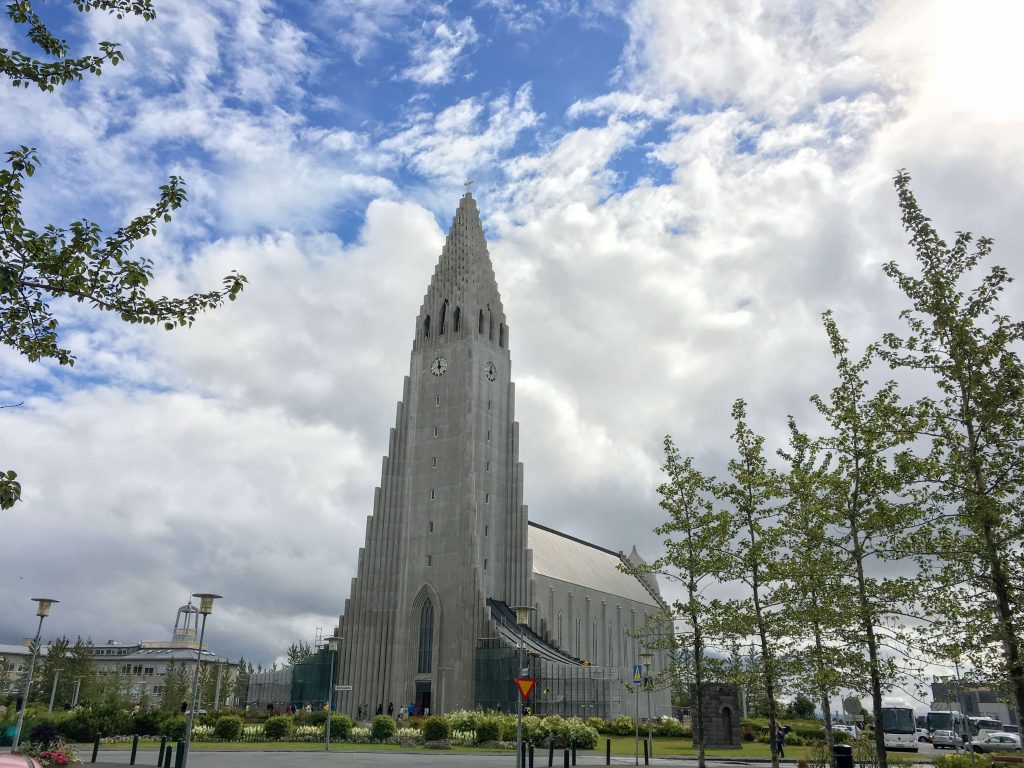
(332, 191, 670, 718)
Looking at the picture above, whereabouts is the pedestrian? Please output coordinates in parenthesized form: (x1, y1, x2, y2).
(387, 701, 394, 718)
(357, 705, 363, 721)
(775, 724, 786, 759)
(376, 703, 383, 716)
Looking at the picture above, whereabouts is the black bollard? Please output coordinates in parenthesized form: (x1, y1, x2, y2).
(606, 738, 611, 765)
(157, 736, 166, 766)
(164, 743, 173, 768)
(91, 734, 100, 763)
(644, 739, 649, 766)
(521, 742, 527, 768)
(130, 734, 139, 765)
(563, 748, 570, 768)
(174, 739, 185, 768)
(529, 742, 535, 768)
(572, 746, 577, 766)
(549, 742, 555, 767)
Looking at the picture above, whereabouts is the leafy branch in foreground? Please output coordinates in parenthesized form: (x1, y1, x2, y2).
(2, 2, 247, 510)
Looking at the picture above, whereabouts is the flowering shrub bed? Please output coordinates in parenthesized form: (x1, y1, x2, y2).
(18, 741, 80, 767)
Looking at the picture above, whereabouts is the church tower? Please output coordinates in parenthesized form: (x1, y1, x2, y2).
(336, 191, 532, 715)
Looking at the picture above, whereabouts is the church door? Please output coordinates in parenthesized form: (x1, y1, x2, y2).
(415, 681, 432, 715)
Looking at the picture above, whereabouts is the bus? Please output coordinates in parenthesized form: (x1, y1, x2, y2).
(927, 710, 972, 740)
(882, 706, 919, 751)
(970, 717, 1005, 739)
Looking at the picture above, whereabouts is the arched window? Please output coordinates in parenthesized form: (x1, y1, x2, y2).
(439, 300, 448, 335)
(418, 599, 434, 673)
(499, 323, 507, 348)
(478, 310, 484, 334)
(453, 307, 461, 333)
(423, 315, 430, 339)
(722, 706, 734, 739)
(488, 312, 494, 341)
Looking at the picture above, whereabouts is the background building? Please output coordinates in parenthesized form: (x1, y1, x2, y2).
(932, 678, 1020, 728)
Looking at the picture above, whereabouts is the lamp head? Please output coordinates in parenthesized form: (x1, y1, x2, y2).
(639, 651, 653, 668)
(32, 598, 59, 617)
(512, 605, 534, 626)
(327, 636, 343, 653)
(191, 593, 222, 615)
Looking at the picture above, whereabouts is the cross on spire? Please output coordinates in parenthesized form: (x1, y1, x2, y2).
(464, 177, 474, 192)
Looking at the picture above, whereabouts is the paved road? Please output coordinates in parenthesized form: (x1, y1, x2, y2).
(76, 749, 780, 768)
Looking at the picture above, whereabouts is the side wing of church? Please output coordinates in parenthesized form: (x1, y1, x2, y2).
(335, 192, 670, 718)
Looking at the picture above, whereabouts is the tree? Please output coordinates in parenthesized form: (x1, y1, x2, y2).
(1, 1, 246, 510)
(717, 399, 786, 768)
(35, 634, 70, 706)
(286, 641, 313, 667)
(65, 636, 97, 707)
(813, 313, 923, 768)
(880, 170, 1024, 724)
(630, 435, 732, 768)
(232, 657, 251, 708)
(160, 661, 189, 714)
(786, 693, 816, 719)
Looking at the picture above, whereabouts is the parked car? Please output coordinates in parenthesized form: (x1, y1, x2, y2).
(916, 728, 931, 743)
(833, 724, 861, 739)
(932, 730, 965, 749)
(972, 733, 1023, 754)
(0, 756, 44, 768)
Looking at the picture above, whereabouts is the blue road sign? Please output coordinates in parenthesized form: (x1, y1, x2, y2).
(633, 664, 643, 683)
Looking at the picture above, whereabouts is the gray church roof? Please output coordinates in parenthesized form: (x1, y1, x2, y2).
(528, 522, 660, 607)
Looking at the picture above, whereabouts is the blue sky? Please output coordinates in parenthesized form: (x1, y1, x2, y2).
(2, 0, 1023, 706)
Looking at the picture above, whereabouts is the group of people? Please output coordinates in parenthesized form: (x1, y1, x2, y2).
(355, 701, 429, 721)
(284, 702, 313, 713)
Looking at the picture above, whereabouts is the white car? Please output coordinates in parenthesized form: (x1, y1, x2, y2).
(973, 733, 1023, 754)
(916, 728, 931, 743)
(833, 724, 860, 740)
(932, 730, 965, 749)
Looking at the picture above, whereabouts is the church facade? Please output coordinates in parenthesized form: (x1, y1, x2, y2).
(334, 192, 670, 718)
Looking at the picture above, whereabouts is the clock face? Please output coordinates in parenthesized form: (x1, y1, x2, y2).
(484, 362, 497, 382)
(431, 357, 448, 376)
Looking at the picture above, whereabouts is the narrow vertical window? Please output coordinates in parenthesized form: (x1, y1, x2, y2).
(484, 559, 488, 571)
(489, 312, 494, 340)
(453, 306, 461, 333)
(418, 599, 434, 674)
(433, 426, 438, 437)
(485, 493, 489, 503)
(423, 315, 430, 338)
(557, 613, 564, 647)
(430, 489, 435, 500)
(484, 525, 489, 536)
(486, 460, 490, 472)
(499, 323, 507, 348)
(427, 555, 432, 567)
(439, 300, 448, 334)
(487, 430, 491, 441)
(487, 400, 491, 411)
(479, 309, 484, 334)
(432, 457, 437, 468)
(575, 614, 581, 658)
(435, 396, 440, 406)
(428, 521, 433, 533)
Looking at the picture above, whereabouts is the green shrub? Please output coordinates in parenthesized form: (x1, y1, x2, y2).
(655, 718, 688, 737)
(130, 710, 163, 736)
(213, 715, 243, 741)
(28, 722, 61, 746)
(263, 715, 291, 740)
(609, 715, 635, 736)
(499, 715, 517, 741)
(329, 714, 354, 740)
(422, 716, 450, 741)
(585, 717, 605, 733)
(476, 716, 501, 743)
(522, 715, 545, 744)
(563, 717, 599, 749)
(445, 709, 480, 733)
(371, 714, 397, 741)
(933, 755, 991, 768)
(163, 715, 187, 741)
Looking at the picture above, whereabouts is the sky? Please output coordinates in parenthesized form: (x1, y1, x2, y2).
(1, 0, 1023, 705)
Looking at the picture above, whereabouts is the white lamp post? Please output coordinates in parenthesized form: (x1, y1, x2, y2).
(512, 606, 534, 767)
(182, 592, 221, 768)
(11, 598, 58, 753)
(325, 635, 342, 752)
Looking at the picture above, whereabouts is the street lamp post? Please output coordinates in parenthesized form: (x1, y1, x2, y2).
(325, 635, 342, 752)
(48, 668, 63, 713)
(11, 598, 59, 753)
(182, 592, 221, 768)
(640, 651, 654, 753)
(513, 606, 534, 768)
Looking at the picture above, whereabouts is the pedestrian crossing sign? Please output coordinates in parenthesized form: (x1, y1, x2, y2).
(633, 664, 643, 683)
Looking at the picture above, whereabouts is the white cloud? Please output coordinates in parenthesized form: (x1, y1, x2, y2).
(400, 17, 479, 86)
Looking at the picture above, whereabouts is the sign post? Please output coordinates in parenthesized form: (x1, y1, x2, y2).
(633, 664, 643, 765)
(515, 677, 536, 766)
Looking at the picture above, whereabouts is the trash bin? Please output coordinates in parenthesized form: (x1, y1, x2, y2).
(833, 743, 854, 768)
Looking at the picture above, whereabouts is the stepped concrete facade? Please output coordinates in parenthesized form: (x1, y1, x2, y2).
(334, 192, 670, 719)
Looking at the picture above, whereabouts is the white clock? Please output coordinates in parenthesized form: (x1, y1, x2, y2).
(431, 357, 448, 376)
(484, 362, 497, 382)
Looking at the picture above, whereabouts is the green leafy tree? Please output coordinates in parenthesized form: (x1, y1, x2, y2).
(813, 313, 923, 768)
(65, 636, 97, 706)
(629, 435, 732, 768)
(785, 693, 816, 719)
(880, 170, 1024, 723)
(231, 657, 251, 708)
(1, 1, 246, 510)
(35, 635, 70, 706)
(286, 641, 312, 667)
(717, 399, 787, 768)
(160, 661, 189, 714)
(0, 653, 10, 698)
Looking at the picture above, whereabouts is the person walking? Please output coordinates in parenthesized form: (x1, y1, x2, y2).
(775, 724, 786, 759)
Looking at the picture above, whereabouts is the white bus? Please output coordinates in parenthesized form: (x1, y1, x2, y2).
(882, 706, 919, 751)
(927, 710, 972, 740)
(970, 717, 1005, 739)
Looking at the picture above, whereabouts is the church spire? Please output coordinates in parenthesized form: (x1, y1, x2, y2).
(416, 192, 507, 350)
